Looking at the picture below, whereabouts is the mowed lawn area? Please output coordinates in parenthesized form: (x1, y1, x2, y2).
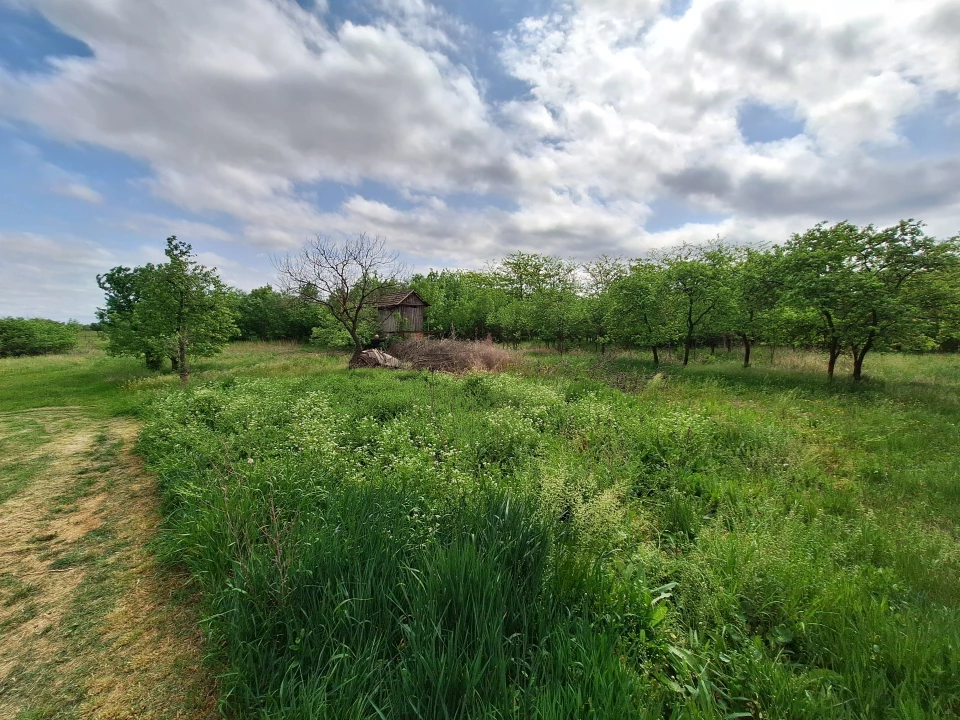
(2, 337, 959, 718)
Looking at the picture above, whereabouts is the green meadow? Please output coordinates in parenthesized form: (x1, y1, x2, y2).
(2, 339, 959, 718)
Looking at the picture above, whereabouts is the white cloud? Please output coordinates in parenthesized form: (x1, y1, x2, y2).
(0, 233, 116, 321)
(502, 0, 960, 226)
(0, 231, 275, 322)
(1, 0, 959, 297)
(122, 215, 235, 243)
(55, 182, 103, 204)
(0, 0, 512, 246)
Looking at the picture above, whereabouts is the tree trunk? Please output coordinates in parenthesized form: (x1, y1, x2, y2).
(709, 341, 716, 355)
(170, 355, 179, 372)
(827, 341, 841, 381)
(724, 336, 732, 352)
(851, 342, 873, 382)
(651, 346, 659, 366)
(178, 331, 189, 387)
(740, 334, 751, 368)
(350, 332, 363, 363)
(852, 353, 864, 382)
(683, 340, 692, 366)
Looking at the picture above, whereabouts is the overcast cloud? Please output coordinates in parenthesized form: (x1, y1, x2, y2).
(1, 0, 959, 320)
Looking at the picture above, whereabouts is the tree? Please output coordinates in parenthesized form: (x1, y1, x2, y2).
(583, 255, 627, 353)
(606, 261, 673, 364)
(234, 286, 322, 342)
(97, 265, 164, 369)
(729, 247, 784, 368)
(782, 220, 955, 381)
(655, 243, 734, 366)
(275, 233, 405, 362)
(901, 260, 960, 351)
(410, 269, 504, 339)
(493, 253, 587, 352)
(97, 237, 239, 383)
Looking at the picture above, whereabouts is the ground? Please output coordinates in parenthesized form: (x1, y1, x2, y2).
(0, 406, 217, 719)
(1, 336, 959, 718)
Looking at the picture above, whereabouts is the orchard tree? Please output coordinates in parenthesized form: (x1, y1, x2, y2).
(97, 237, 238, 383)
(729, 247, 784, 368)
(411, 269, 504, 339)
(583, 255, 627, 353)
(276, 233, 405, 362)
(96, 264, 164, 369)
(901, 260, 960, 351)
(782, 220, 956, 381)
(655, 243, 734, 366)
(606, 261, 674, 364)
(492, 252, 585, 350)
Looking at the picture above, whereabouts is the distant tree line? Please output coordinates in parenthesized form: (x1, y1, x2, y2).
(409, 220, 960, 381)
(91, 220, 959, 383)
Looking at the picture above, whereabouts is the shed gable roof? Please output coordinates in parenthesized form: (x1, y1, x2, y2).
(371, 289, 429, 308)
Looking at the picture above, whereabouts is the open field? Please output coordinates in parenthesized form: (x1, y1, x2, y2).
(2, 338, 959, 718)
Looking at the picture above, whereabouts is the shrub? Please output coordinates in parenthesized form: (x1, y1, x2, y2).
(0, 317, 79, 357)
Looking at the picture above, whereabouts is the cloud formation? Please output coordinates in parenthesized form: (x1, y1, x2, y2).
(55, 182, 103, 204)
(1, 0, 959, 320)
(0, 232, 116, 319)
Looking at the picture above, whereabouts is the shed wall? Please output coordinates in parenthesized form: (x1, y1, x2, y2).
(378, 304, 425, 333)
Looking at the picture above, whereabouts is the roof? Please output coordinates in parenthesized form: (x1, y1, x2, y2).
(371, 289, 430, 308)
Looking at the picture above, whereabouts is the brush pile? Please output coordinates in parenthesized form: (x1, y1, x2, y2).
(350, 349, 402, 369)
(389, 337, 514, 372)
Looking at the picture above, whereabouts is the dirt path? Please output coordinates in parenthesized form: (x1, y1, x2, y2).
(0, 409, 217, 719)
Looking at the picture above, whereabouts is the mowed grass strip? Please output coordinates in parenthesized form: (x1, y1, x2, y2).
(0, 405, 217, 715)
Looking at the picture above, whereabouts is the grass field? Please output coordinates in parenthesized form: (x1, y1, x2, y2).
(2, 337, 959, 718)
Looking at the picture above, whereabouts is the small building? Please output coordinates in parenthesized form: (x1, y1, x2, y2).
(372, 289, 429, 337)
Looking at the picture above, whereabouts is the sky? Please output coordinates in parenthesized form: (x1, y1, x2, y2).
(1, 0, 959, 322)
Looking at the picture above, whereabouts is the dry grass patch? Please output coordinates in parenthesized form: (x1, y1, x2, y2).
(0, 412, 216, 719)
(390, 337, 516, 372)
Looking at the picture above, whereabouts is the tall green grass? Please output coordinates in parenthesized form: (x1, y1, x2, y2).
(137, 353, 960, 718)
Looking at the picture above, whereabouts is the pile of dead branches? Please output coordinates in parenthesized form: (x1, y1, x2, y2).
(389, 338, 515, 373)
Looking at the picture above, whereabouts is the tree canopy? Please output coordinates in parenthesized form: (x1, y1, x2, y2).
(97, 237, 238, 382)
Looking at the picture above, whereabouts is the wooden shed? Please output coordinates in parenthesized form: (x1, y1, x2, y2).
(372, 290, 429, 336)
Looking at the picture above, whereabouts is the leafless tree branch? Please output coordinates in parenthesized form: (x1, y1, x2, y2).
(274, 233, 407, 360)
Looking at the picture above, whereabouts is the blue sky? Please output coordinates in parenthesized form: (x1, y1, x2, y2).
(2, 0, 959, 321)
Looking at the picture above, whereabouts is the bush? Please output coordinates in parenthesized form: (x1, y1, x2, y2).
(389, 337, 515, 372)
(0, 317, 80, 357)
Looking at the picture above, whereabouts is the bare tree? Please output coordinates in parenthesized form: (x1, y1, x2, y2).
(275, 233, 405, 361)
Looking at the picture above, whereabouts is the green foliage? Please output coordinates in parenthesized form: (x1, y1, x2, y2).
(407, 218, 958, 381)
(782, 220, 958, 378)
(233, 285, 322, 342)
(97, 237, 238, 376)
(0, 317, 79, 357)
(654, 242, 736, 366)
(135, 350, 960, 719)
(140, 375, 667, 718)
(411, 269, 506, 338)
(606, 261, 676, 362)
(309, 311, 378, 349)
